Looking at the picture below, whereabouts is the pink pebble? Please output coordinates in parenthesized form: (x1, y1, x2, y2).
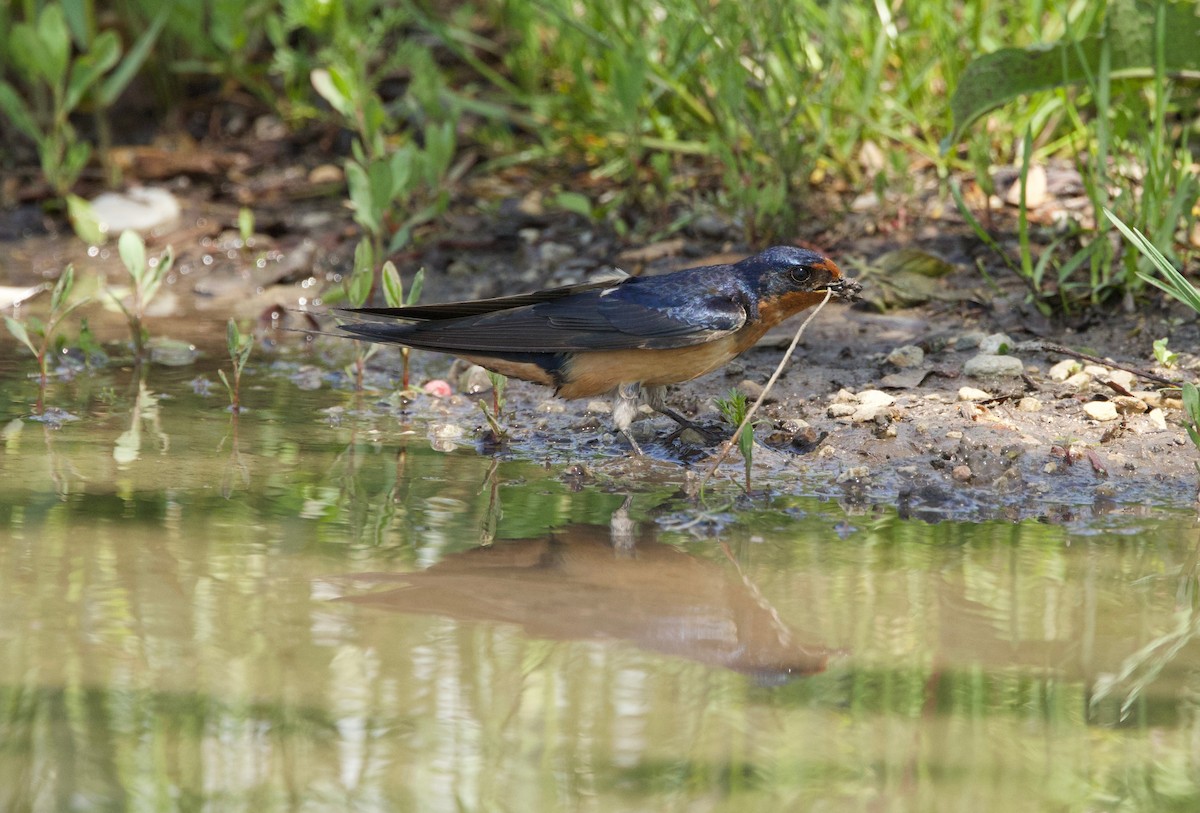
(423, 379, 453, 398)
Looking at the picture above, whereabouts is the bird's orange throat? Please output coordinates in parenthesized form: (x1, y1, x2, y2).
(755, 290, 830, 329)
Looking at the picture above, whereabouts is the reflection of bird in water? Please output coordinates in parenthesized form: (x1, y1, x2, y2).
(337, 506, 831, 684)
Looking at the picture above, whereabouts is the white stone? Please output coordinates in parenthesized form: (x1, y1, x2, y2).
(90, 187, 181, 234)
(1048, 359, 1081, 381)
(958, 387, 992, 401)
(1083, 401, 1119, 422)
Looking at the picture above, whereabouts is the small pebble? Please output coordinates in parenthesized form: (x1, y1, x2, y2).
(886, 345, 925, 368)
(1063, 372, 1092, 389)
(1083, 401, 1119, 422)
(951, 465, 972, 482)
(538, 400, 566, 413)
(430, 423, 464, 439)
(954, 331, 987, 351)
(963, 353, 1024, 378)
(585, 399, 612, 414)
(1083, 364, 1109, 378)
(1108, 369, 1136, 390)
(1017, 397, 1043, 412)
(1112, 395, 1147, 415)
(852, 389, 895, 422)
(828, 403, 857, 419)
(1048, 359, 1081, 381)
(946, 430, 963, 439)
(979, 333, 1014, 354)
(1133, 391, 1162, 408)
(958, 386, 992, 402)
(1146, 408, 1168, 430)
(836, 466, 870, 483)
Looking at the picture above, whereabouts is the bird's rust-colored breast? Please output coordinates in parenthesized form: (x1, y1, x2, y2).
(557, 337, 747, 398)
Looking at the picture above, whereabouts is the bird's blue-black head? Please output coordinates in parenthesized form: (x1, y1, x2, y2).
(736, 245, 853, 304)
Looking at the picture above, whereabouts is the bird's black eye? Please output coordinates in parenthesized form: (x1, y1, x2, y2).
(788, 265, 811, 284)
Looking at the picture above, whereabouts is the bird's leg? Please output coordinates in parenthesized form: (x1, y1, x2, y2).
(613, 382, 644, 455)
(644, 385, 726, 445)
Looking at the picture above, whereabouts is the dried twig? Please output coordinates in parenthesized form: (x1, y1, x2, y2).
(702, 289, 835, 487)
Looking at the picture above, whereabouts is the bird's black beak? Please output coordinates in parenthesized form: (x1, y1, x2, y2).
(810, 258, 862, 302)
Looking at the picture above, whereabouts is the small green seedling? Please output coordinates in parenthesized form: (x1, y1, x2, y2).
(344, 239, 376, 393)
(715, 389, 757, 492)
(1153, 338, 1179, 369)
(4, 265, 87, 413)
(381, 260, 425, 389)
(218, 319, 253, 413)
(238, 207, 255, 247)
(477, 371, 509, 439)
(0, 5, 165, 198)
(111, 230, 172, 357)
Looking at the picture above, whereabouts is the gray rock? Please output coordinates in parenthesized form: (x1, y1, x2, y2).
(963, 353, 1024, 378)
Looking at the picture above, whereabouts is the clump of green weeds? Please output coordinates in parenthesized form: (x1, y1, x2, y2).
(947, 1, 1199, 310)
(4, 265, 87, 414)
(381, 258, 424, 389)
(310, 41, 458, 262)
(0, 4, 163, 200)
(337, 238, 426, 395)
(715, 389, 758, 493)
(218, 319, 254, 413)
(1106, 208, 1200, 476)
(110, 230, 172, 358)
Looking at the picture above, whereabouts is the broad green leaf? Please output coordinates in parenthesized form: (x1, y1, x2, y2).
(4, 316, 38, 356)
(367, 157, 396, 212)
(226, 318, 240, 359)
(946, 0, 1200, 147)
(0, 81, 41, 142)
(344, 161, 380, 236)
(10, 23, 52, 85)
(59, 139, 92, 192)
(140, 246, 171, 305)
(310, 67, 355, 120)
(65, 30, 120, 111)
(348, 240, 373, 307)
(388, 147, 414, 195)
(50, 265, 75, 314)
(118, 230, 147, 282)
(36, 5, 71, 88)
(60, 0, 91, 48)
(98, 8, 168, 105)
(406, 268, 425, 306)
(554, 191, 593, 219)
(381, 261, 403, 308)
(67, 194, 105, 244)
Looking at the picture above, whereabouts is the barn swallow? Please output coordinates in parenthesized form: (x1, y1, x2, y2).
(337, 245, 860, 452)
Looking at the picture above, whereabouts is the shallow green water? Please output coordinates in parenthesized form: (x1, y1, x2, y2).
(3, 354, 1200, 812)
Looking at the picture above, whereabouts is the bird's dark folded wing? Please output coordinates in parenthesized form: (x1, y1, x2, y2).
(338, 288, 747, 352)
(338, 277, 622, 322)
